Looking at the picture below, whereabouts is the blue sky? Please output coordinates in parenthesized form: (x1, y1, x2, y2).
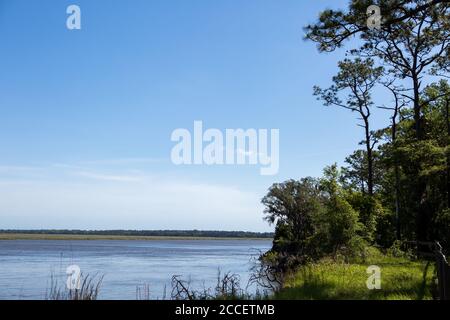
(0, 0, 392, 231)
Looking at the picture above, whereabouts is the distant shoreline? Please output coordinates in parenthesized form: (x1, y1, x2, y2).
(0, 229, 273, 241)
(0, 233, 272, 241)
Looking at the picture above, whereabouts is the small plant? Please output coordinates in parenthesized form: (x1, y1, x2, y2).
(170, 270, 252, 300)
(136, 283, 151, 300)
(387, 240, 414, 259)
(46, 273, 103, 300)
(248, 251, 285, 293)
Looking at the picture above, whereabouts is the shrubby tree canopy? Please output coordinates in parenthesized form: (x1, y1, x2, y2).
(261, 1, 450, 270)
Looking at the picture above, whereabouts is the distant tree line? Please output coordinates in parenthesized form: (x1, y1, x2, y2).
(0, 229, 274, 239)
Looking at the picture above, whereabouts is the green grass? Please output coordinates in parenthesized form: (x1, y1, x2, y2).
(275, 250, 435, 300)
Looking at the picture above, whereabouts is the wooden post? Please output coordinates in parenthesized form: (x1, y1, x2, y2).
(435, 242, 450, 300)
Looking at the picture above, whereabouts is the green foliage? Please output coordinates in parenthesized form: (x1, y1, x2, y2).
(262, 165, 368, 266)
(304, 0, 450, 244)
(374, 207, 397, 248)
(314, 193, 362, 257)
(432, 208, 450, 252)
(259, 1, 449, 300)
(386, 240, 414, 260)
(345, 192, 379, 241)
(334, 236, 370, 264)
(262, 178, 324, 260)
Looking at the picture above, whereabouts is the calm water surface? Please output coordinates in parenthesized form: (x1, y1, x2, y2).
(0, 239, 271, 300)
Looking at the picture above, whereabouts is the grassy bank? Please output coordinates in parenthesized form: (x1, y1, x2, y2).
(0, 233, 272, 241)
(275, 251, 435, 300)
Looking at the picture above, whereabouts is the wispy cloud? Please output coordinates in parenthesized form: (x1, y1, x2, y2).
(0, 172, 267, 231)
(0, 165, 44, 174)
(79, 157, 166, 166)
(73, 171, 144, 182)
(1, 157, 165, 182)
(0, 160, 269, 231)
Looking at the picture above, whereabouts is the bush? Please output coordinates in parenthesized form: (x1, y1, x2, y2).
(262, 178, 325, 259)
(386, 240, 414, 259)
(313, 194, 363, 257)
(335, 236, 370, 264)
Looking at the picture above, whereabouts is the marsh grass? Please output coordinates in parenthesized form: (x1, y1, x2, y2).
(46, 273, 103, 300)
(136, 284, 151, 300)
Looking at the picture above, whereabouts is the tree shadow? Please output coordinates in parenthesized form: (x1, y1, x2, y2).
(417, 261, 431, 300)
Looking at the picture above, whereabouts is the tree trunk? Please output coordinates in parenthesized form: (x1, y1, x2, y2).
(412, 72, 428, 241)
(446, 99, 450, 208)
(412, 71, 422, 140)
(392, 116, 401, 240)
(364, 116, 374, 196)
(394, 163, 401, 240)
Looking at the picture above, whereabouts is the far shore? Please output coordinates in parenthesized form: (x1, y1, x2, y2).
(0, 233, 273, 241)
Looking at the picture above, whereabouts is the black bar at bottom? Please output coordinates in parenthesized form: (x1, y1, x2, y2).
(1, 300, 448, 319)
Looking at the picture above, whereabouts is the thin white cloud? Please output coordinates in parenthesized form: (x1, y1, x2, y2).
(0, 165, 43, 174)
(73, 171, 144, 182)
(79, 157, 166, 165)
